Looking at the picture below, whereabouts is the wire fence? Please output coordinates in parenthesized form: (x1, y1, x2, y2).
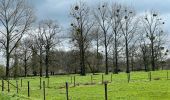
(0, 70, 170, 100)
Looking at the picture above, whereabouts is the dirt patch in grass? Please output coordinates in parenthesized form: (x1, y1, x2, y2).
(153, 77, 161, 80)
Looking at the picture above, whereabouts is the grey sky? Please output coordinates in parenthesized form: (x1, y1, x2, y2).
(0, 0, 170, 65)
(30, 0, 170, 50)
(29, 0, 170, 49)
(29, 0, 170, 28)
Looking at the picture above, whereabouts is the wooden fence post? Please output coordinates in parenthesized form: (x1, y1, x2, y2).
(43, 81, 46, 100)
(167, 71, 169, 80)
(2, 80, 4, 92)
(74, 76, 76, 87)
(47, 77, 49, 88)
(71, 76, 72, 84)
(8, 80, 10, 92)
(104, 82, 108, 100)
(148, 72, 151, 81)
(102, 74, 104, 84)
(66, 82, 69, 100)
(16, 80, 18, 93)
(21, 79, 22, 87)
(127, 73, 130, 83)
(91, 75, 93, 84)
(40, 77, 42, 89)
(111, 74, 112, 82)
(28, 81, 30, 97)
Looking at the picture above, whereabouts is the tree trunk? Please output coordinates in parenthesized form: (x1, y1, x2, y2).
(96, 35, 99, 72)
(39, 49, 43, 77)
(125, 37, 130, 73)
(24, 51, 27, 77)
(104, 31, 108, 75)
(6, 52, 10, 78)
(6, 34, 10, 78)
(45, 49, 49, 78)
(80, 43, 85, 76)
(80, 26, 86, 76)
(151, 38, 155, 71)
(24, 59, 27, 77)
(131, 53, 134, 71)
(114, 31, 118, 74)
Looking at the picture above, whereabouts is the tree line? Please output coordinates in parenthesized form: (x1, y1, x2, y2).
(0, 0, 168, 78)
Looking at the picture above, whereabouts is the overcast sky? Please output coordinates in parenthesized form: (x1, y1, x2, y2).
(29, 0, 170, 31)
(27, 0, 170, 49)
(1, 0, 170, 65)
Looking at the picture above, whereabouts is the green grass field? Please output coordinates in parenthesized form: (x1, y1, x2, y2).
(1, 70, 170, 100)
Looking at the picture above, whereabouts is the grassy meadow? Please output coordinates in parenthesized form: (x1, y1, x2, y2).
(1, 70, 170, 100)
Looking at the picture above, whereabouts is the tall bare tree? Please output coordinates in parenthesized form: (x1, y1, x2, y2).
(19, 38, 32, 77)
(94, 3, 112, 75)
(12, 43, 19, 78)
(33, 25, 46, 77)
(121, 7, 138, 73)
(90, 26, 102, 73)
(38, 20, 60, 78)
(0, 0, 35, 78)
(70, 2, 94, 76)
(142, 11, 165, 71)
(109, 3, 124, 74)
(139, 34, 150, 71)
(30, 44, 38, 76)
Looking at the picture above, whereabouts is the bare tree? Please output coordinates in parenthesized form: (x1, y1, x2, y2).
(30, 44, 39, 76)
(70, 2, 94, 76)
(90, 26, 102, 73)
(129, 39, 139, 71)
(19, 38, 32, 77)
(38, 19, 60, 78)
(12, 43, 20, 78)
(142, 11, 165, 71)
(94, 3, 112, 75)
(138, 29, 150, 71)
(121, 7, 138, 73)
(109, 3, 124, 74)
(0, 0, 35, 78)
(34, 25, 46, 77)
